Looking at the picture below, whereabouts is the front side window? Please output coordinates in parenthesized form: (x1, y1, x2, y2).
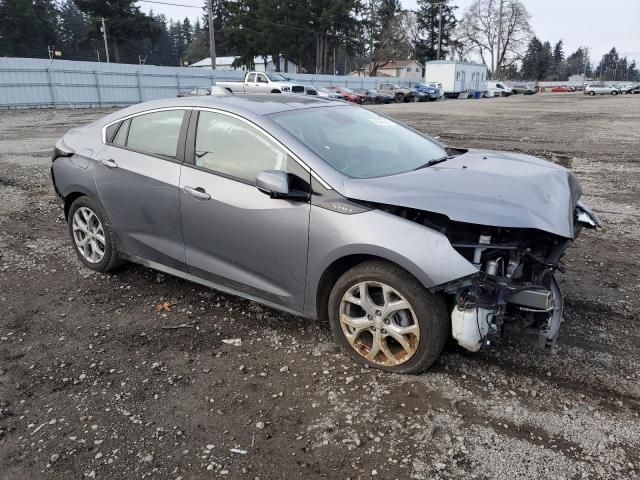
(266, 73, 287, 81)
(195, 111, 288, 183)
(271, 106, 447, 179)
(126, 110, 185, 158)
(256, 74, 268, 83)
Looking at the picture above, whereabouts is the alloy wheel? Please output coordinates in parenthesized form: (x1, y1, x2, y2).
(72, 207, 106, 264)
(339, 281, 420, 366)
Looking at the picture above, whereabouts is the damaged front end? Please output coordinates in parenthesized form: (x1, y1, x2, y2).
(379, 202, 601, 351)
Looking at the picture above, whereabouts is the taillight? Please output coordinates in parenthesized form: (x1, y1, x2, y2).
(52, 143, 74, 161)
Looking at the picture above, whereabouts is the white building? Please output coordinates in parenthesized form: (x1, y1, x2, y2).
(424, 60, 488, 96)
(568, 74, 586, 85)
(190, 55, 300, 73)
(350, 59, 424, 79)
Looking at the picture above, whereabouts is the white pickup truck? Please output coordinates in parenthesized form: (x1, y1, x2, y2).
(217, 71, 305, 94)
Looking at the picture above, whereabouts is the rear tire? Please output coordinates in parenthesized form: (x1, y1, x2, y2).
(611, 90, 618, 95)
(394, 93, 404, 103)
(328, 261, 449, 374)
(67, 196, 121, 273)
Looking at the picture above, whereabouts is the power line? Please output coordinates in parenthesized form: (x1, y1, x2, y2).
(137, 0, 201, 8)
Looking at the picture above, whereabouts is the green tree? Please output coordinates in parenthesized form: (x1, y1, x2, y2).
(548, 40, 567, 80)
(74, 0, 163, 62)
(414, 0, 457, 63)
(0, 0, 59, 56)
(566, 47, 591, 78)
(58, 0, 92, 57)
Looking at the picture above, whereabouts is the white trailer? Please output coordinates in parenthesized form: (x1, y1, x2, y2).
(424, 60, 488, 98)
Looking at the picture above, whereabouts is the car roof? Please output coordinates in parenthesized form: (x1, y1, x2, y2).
(100, 94, 341, 125)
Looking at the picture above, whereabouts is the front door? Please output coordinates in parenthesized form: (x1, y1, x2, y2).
(94, 109, 188, 270)
(179, 110, 311, 311)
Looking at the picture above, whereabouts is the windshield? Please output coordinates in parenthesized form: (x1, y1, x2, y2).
(270, 106, 447, 179)
(266, 73, 287, 81)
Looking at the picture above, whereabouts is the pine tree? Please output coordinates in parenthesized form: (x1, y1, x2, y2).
(414, 0, 457, 63)
(0, 0, 59, 56)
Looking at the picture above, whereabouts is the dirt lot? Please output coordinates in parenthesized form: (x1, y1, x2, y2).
(1, 94, 639, 480)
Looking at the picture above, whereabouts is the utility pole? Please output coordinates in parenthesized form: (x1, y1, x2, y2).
(101, 17, 110, 63)
(495, 0, 504, 79)
(436, 1, 443, 60)
(207, 0, 216, 70)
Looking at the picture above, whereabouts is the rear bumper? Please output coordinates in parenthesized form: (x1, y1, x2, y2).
(50, 165, 63, 199)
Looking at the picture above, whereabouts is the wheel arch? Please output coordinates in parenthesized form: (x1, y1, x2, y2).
(62, 187, 96, 220)
(311, 252, 431, 323)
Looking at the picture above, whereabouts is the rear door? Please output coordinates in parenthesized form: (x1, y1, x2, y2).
(179, 110, 311, 311)
(94, 108, 189, 270)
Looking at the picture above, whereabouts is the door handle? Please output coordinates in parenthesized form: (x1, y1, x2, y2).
(184, 186, 211, 200)
(98, 158, 118, 169)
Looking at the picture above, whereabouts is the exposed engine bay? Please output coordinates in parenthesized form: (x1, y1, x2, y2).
(377, 202, 602, 351)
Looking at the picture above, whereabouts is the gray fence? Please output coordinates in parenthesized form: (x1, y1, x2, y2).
(0, 57, 420, 109)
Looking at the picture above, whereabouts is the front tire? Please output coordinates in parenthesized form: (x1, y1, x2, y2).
(589, 91, 596, 96)
(328, 261, 448, 374)
(394, 93, 404, 103)
(67, 196, 121, 272)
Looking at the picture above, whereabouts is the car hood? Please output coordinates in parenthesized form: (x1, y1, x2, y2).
(340, 149, 582, 238)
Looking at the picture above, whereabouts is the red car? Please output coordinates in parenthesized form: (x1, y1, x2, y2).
(327, 86, 365, 104)
(551, 86, 571, 93)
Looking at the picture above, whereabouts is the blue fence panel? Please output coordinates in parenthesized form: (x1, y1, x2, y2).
(0, 57, 421, 108)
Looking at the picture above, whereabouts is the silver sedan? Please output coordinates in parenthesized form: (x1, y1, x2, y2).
(51, 95, 600, 373)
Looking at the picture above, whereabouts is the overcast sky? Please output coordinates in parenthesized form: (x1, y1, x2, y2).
(138, 0, 640, 64)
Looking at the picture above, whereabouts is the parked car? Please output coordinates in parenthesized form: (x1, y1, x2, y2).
(423, 82, 445, 99)
(353, 88, 393, 104)
(617, 84, 634, 94)
(486, 81, 513, 97)
(584, 83, 619, 95)
(178, 87, 211, 97)
(411, 89, 430, 102)
(551, 86, 571, 93)
(300, 85, 318, 96)
(406, 82, 441, 101)
(217, 71, 305, 94)
(511, 84, 536, 95)
(51, 95, 600, 374)
(326, 86, 365, 104)
(377, 83, 416, 103)
(631, 84, 640, 94)
(316, 88, 345, 101)
(177, 86, 232, 98)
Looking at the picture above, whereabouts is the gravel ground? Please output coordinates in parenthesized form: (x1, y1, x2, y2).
(0, 94, 639, 480)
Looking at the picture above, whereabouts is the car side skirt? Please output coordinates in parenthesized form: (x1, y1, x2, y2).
(120, 252, 312, 320)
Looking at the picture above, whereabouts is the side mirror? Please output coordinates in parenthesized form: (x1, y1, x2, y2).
(256, 170, 290, 198)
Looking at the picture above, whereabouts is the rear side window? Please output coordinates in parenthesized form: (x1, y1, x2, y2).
(127, 110, 185, 158)
(112, 119, 130, 146)
(105, 122, 119, 142)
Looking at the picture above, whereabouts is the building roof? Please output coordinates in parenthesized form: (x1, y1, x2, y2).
(425, 60, 487, 68)
(190, 55, 297, 68)
(378, 59, 424, 69)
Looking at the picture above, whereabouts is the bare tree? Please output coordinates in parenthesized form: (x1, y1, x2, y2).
(457, 0, 531, 77)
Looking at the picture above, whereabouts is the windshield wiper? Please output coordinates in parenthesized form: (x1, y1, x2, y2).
(414, 155, 451, 170)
